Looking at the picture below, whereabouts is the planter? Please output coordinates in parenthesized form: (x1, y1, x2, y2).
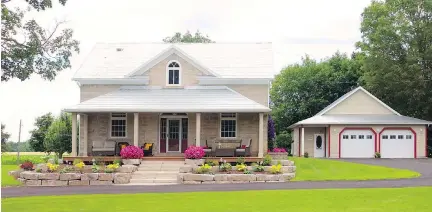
(267, 152, 288, 160)
(185, 159, 205, 166)
(122, 159, 141, 165)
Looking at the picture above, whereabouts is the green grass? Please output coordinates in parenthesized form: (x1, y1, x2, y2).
(1, 154, 46, 165)
(1, 165, 21, 187)
(2, 187, 431, 212)
(289, 157, 420, 181)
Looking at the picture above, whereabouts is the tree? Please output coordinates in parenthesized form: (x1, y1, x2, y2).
(44, 112, 72, 158)
(270, 52, 362, 133)
(1, 124, 11, 152)
(1, 0, 80, 82)
(357, 0, 432, 120)
(29, 112, 54, 152)
(163, 30, 214, 43)
(4, 140, 33, 152)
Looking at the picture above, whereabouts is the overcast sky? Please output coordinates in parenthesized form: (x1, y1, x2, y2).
(0, 0, 371, 142)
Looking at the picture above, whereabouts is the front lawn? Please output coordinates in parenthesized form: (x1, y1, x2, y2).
(2, 187, 431, 212)
(289, 157, 420, 181)
(1, 165, 21, 187)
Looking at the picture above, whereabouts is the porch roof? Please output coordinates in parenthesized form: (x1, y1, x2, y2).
(63, 86, 271, 113)
(288, 114, 432, 128)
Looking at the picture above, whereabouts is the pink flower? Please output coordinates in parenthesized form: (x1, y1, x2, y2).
(120, 145, 144, 159)
(184, 146, 205, 159)
(272, 148, 287, 153)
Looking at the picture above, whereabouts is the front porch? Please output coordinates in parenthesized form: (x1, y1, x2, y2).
(62, 156, 265, 164)
(70, 112, 268, 158)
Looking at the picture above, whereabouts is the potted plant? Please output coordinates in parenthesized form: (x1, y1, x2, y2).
(184, 146, 205, 166)
(120, 145, 143, 165)
(267, 148, 288, 160)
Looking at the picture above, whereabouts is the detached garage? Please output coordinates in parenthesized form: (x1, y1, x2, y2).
(290, 86, 431, 159)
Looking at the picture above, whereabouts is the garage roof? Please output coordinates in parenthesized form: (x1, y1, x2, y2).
(63, 86, 271, 113)
(289, 114, 432, 128)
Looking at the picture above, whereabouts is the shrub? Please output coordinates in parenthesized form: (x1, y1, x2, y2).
(205, 160, 218, 166)
(236, 163, 247, 172)
(243, 170, 252, 174)
(120, 145, 144, 159)
(374, 152, 381, 158)
(47, 163, 59, 172)
(113, 159, 122, 165)
(60, 165, 74, 174)
(270, 164, 282, 174)
(219, 161, 232, 172)
(275, 131, 293, 152)
(271, 148, 287, 153)
(253, 164, 265, 172)
(91, 164, 100, 173)
(20, 160, 34, 171)
(105, 163, 120, 173)
(262, 154, 272, 166)
(74, 161, 85, 170)
(304, 152, 309, 158)
(236, 157, 245, 165)
(196, 164, 212, 174)
(184, 146, 205, 159)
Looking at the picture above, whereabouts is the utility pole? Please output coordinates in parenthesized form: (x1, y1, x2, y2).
(17, 119, 22, 162)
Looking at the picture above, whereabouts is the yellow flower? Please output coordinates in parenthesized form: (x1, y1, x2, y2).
(74, 161, 85, 169)
(47, 163, 59, 172)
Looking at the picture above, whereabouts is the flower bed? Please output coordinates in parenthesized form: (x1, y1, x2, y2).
(177, 156, 296, 184)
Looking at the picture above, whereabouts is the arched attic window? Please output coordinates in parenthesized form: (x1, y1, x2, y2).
(166, 61, 181, 85)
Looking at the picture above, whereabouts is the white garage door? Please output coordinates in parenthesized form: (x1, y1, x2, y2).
(380, 130, 414, 158)
(341, 130, 375, 158)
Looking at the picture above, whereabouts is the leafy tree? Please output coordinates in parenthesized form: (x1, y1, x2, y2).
(4, 140, 33, 152)
(29, 112, 54, 152)
(44, 112, 72, 158)
(1, 0, 80, 82)
(274, 131, 293, 153)
(1, 124, 11, 152)
(270, 52, 362, 133)
(357, 0, 432, 120)
(163, 30, 214, 43)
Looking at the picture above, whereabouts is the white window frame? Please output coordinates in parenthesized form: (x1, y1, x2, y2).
(110, 113, 127, 138)
(166, 60, 181, 86)
(219, 113, 237, 138)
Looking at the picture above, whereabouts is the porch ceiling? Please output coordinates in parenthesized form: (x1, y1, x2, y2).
(63, 86, 271, 113)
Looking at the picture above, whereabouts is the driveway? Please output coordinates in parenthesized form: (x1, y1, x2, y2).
(339, 158, 432, 179)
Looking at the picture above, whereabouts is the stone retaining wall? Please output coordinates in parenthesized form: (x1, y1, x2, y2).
(9, 165, 137, 186)
(178, 159, 296, 184)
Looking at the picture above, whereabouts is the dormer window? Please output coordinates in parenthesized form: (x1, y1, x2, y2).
(167, 61, 181, 85)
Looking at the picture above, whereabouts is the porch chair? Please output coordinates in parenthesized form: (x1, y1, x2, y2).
(141, 142, 154, 156)
(235, 139, 252, 157)
(92, 140, 116, 156)
(115, 142, 130, 156)
(203, 140, 213, 157)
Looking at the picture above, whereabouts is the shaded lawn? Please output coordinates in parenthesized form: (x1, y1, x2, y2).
(1, 165, 21, 187)
(2, 187, 432, 212)
(289, 157, 420, 181)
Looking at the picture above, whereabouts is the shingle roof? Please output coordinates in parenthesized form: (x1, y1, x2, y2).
(63, 86, 271, 113)
(73, 43, 274, 79)
(288, 115, 432, 128)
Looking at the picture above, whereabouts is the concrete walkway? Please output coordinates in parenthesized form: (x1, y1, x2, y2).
(128, 161, 183, 185)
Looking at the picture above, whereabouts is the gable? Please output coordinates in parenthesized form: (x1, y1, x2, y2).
(323, 89, 398, 115)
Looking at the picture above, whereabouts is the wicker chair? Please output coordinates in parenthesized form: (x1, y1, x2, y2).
(203, 140, 213, 157)
(235, 139, 251, 157)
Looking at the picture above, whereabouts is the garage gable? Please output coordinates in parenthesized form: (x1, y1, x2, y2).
(317, 87, 400, 116)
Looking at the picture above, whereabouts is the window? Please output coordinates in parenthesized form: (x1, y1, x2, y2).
(350, 135, 356, 139)
(406, 135, 412, 139)
(382, 135, 388, 139)
(343, 135, 349, 139)
(220, 113, 236, 138)
(167, 61, 180, 85)
(398, 135, 404, 139)
(111, 113, 127, 138)
(366, 135, 373, 139)
(359, 135, 365, 139)
(390, 135, 396, 139)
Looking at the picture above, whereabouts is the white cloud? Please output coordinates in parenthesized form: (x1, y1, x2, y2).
(0, 0, 371, 142)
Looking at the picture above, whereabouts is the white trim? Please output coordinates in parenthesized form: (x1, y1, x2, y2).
(316, 86, 401, 116)
(126, 45, 220, 77)
(73, 77, 149, 85)
(109, 113, 128, 138)
(166, 60, 181, 86)
(197, 77, 272, 85)
(65, 108, 271, 113)
(219, 113, 238, 139)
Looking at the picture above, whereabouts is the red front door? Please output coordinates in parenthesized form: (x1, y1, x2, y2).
(160, 117, 188, 153)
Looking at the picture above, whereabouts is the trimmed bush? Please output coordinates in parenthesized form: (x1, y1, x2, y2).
(120, 146, 143, 159)
(184, 146, 205, 159)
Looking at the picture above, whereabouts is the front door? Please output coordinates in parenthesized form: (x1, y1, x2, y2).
(314, 134, 325, 158)
(167, 119, 181, 152)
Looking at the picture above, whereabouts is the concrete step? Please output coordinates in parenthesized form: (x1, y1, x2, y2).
(130, 178, 177, 184)
(133, 170, 179, 175)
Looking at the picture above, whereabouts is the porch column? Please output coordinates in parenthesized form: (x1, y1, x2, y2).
(196, 113, 201, 146)
(82, 114, 88, 156)
(134, 113, 139, 146)
(71, 112, 77, 156)
(301, 127, 305, 156)
(258, 113, 264, 157)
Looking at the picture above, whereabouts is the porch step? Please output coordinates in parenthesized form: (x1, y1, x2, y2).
(127, 160, 183, 185)
(130, 178, 178, 184)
